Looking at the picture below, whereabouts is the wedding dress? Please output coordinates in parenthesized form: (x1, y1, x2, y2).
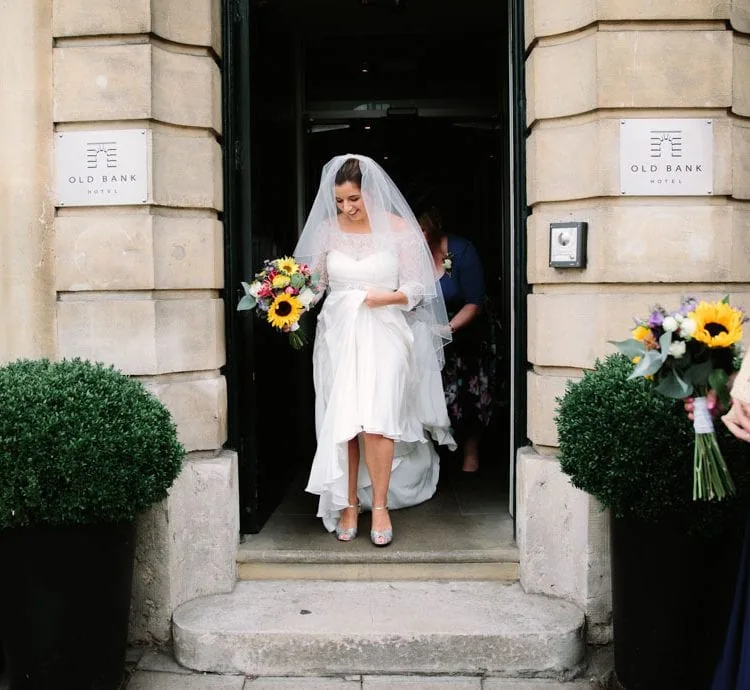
(295, 154, 455, 532)
(305, 224, 455, 531)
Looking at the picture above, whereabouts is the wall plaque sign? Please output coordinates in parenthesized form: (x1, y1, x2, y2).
(56, 129, 149, 206)
(620, 119, 713, 196)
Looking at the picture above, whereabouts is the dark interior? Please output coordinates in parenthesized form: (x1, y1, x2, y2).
(236, 0, 511, 533)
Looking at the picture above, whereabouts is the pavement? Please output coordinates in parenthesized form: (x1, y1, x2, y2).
(0, 648, 611, 689)
(123, 648, 611, 690)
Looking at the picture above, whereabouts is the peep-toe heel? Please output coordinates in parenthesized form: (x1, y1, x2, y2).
(335, 501, 361, 542)
(370, 505, 393, 547)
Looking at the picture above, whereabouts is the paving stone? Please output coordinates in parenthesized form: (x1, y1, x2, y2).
(127, 671, 245, 690)
(483, 680, 594, 689)
(362, 676, 481, 689)
(127, 647, 148, 665)
(137, 650, 194, 674)
(243, 678, 361, 689)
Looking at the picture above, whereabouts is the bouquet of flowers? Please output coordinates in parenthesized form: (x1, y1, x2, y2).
(612, 296, 747, 501)
(237, 256, 322, 349)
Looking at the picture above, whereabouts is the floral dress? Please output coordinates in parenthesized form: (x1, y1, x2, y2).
(439, 235, 496, 434)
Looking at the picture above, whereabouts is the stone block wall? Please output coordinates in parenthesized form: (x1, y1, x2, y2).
(519, 0, 750, 643)
(0, 1, 56, 362)
(49, 0, 235, 644)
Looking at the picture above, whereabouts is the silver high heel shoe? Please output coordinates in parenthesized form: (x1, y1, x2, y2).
(335, 502, 361, 542)
(370, 505, 393, 547)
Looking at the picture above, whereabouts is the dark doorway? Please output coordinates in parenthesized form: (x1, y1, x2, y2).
(224, 0, 515, 535)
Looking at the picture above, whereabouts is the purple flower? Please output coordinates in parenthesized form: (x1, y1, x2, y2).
(648, 310, 664, 328)
(679, 297, 698, 316)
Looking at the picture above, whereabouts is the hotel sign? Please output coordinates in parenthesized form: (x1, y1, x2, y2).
(56, 130, 149, 206)
(620, 119, 713, 196)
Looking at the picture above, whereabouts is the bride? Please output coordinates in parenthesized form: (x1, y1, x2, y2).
(294, 154, 455, 547)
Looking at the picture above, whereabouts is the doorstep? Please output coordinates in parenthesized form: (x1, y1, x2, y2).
(172, 580, 586, 677)
(237, 488, 519, 582)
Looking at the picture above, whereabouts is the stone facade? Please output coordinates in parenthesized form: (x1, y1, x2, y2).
(54, 0, 232, 643)
(518, 0, 750, 643)
(0, 1, 56, 362)
(3, 0, 750, 652)
(0, 0, 234, 644)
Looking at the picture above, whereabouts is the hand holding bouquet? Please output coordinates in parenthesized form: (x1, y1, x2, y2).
(612, 296, 747, 501)
(237, 256, 322, 349)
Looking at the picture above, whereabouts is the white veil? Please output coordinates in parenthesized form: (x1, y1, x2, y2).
(294, 153, 451, 368)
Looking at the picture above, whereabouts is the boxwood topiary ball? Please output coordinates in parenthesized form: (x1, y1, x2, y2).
(0, 358, 185, 529)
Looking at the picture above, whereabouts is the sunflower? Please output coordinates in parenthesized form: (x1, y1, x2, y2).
(689, 301, 744, 348)
(267, 293, 304, 330)
(272, 274, 291, 289)
(276, 256, 299, 275)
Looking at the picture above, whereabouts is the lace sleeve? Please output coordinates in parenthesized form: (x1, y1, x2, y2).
(311, 254, 328, 305)
(395, 229, 426, 311)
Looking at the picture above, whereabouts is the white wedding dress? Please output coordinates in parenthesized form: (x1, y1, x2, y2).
(306, 225, 456, 531)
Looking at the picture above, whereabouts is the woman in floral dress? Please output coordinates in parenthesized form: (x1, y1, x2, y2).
(418, 206, 495, 474)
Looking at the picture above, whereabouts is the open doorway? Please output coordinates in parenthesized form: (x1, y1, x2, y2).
(224, 0, 516, 555)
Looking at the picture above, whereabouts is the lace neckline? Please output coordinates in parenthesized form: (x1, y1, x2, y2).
(334, 222, 372, 237)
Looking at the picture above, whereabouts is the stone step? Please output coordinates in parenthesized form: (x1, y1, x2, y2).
(237, 543, 520, 564)
(237, 560, 519, 582)
(237, 542, 520, 582)
(172, 581, 586, 678)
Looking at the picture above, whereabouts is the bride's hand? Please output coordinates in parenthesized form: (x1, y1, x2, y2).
(364, 289, 398, 308)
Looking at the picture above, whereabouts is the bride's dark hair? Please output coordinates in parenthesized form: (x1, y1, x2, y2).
(334, 158, 363, 187)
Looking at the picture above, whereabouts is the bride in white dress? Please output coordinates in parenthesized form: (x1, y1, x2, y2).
(294, 155, 455, 546)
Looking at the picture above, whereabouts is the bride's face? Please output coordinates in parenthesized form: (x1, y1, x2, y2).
(335, 182, 367, 223)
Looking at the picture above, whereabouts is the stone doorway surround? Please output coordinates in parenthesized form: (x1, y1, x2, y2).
(3, 0, 750, 660)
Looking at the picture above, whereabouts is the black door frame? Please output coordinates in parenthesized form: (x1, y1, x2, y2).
(221, 0, 528, 534)
(508, 0, 529, 518)
(222, 0, 258, 534)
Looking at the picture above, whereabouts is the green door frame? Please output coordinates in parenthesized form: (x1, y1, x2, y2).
(221, 0, 528, 534)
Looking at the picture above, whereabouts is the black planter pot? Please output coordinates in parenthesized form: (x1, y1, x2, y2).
(611, 515, 745, 690)
(0, 521, 137, 690)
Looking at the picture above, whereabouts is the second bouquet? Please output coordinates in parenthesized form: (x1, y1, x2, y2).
(612, 296, 746, 501)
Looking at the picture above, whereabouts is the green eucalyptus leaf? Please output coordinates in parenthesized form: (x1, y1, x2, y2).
(655, 369, 692, 399)
(237, 295, 256, 311)
(683, 358, 713, 387)
(629, 350, 664, 378)
(709, 368, 731, 410)
(659, 330, 673, 357)
(609, 338, 647, 360)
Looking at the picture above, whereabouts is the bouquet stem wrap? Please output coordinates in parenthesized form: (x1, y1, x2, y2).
(692, 395, 736, 501)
